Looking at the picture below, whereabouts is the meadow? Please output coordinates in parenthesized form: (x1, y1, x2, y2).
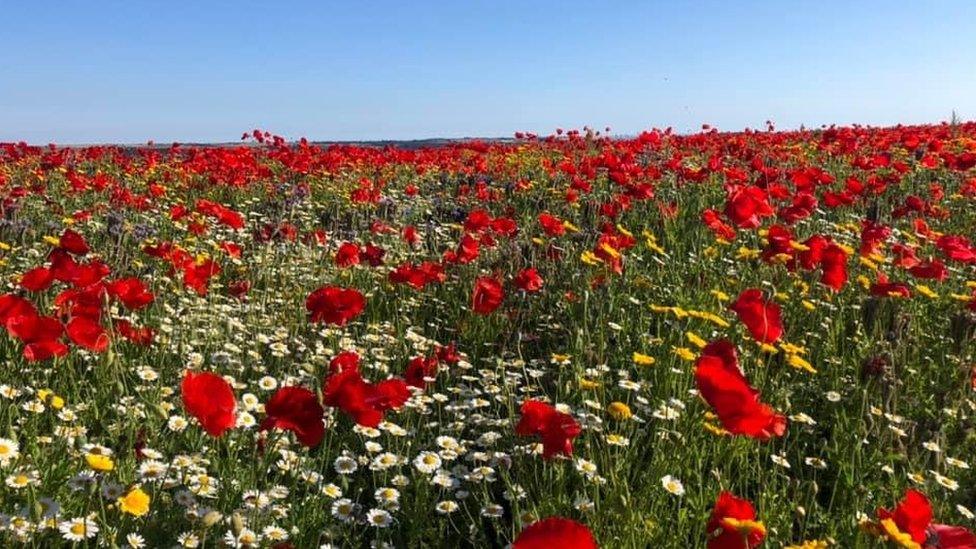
(1, 123, 975, 548)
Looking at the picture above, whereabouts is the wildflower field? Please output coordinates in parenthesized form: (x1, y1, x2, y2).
(1, 123, 976, 548)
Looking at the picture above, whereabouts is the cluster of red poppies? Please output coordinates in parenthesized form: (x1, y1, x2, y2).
(0, 229, 154, 361)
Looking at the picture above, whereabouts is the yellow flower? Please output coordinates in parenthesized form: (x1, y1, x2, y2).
(878, 518, 921, 549)
(43, 235, 62, 246)
(599, 242, 621, 259)
(550, 353, 571, 364)
(700, 312, 731, 328)
(779, 342, 807, 355)
(710, 289, 730, 301)
(801, 299, 815, 311)
(607, 401, 632, 421)
(787, 354, 817, 374)
(686, 331, 707, 349)
(736, 247, 761, 260)
(563, 221, 580, 233)
(721, 517, 766, 539)
(580, 250, 602, 266)
(579, 378, 601, 390)
(859, 256, 879, 270)
(758, 343, 779, 354)
(703, 422, 730, 436)
(643, 230, 665, 254)
(673, 347, 696, 361)
(118, 486, 151, 517)
(836, 243, 855, 255)
(785, 541, 830, 549)
(86, 453, 115, 472)
(632, 352, 656, 366)
(915, 284, 938, 299)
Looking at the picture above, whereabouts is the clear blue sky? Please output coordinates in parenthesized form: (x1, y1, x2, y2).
(2, 1, 975, 143)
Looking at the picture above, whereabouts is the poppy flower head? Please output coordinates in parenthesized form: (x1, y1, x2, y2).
(515, 400, 581, 459)
(513, 517, 597, 549)
(260, 386, 325, 447)
(514, 267, 544, 292)
(59, 229, 90, 255)
(306, 286, 366, 325)
(695, 339, 787, 440)
(706, 491, 765, 549)
(66, 316, 109, 352)
(729, 289, 783, 344)
(472, 276, 504, 315)
(107, 278, 155, 310)
(181, 371, 236, 437)
(20, 266, 55, 292)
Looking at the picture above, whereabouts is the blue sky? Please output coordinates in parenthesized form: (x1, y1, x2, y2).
(1, 1, 975, 143)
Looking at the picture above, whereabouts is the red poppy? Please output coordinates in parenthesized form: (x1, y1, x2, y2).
(515, 400, 581, 459)
(260, 386, 325, 447)
(451, 234, 480, 264)
(513, 517, 597, 549)
(66, 316, 109, 352)
(183, 258, 221, 296)
(23, 339, 69, 361)
(107, 278, 155, 310)
(404, 355, 438, 388)
(181, 371, 236, 437)
(875, 489, 932, 545)
(306, 286, 366, 325)
(706, 491, 765, 549)
(6, 313, 62, 343)
(20, 267, 55, 292)
(361, 243, 385, 266)
(729, 289, 783, 344)
(113, 319, 154, 346)
(490, 216, 519, 237)
(59, 229, 90, 255)
(220, 241, 242, 258)
(514, 267, 544, 292)
(335, 242, 361, 268)
(435, 342, 461, 364)
(695, 340, 786, 440)
(724, 185, 774, 229)
(323, 360, 410, 428)
(937, 235, 976, 263)
(329, 351, 360, 373)
(538, 213, 566, 237)
(860, 221, 891, 257)
(472, 276, 504, 315)
(820, 244, 849, 291)
(702, 209, 737, 240)
(0, 294, 36, 325)
(908, 259, 948, 282)
(931, 524, 976, 549)
(227, 279, 251, 299)
(402, 225, 420, 246)
(870, 275, 912, 298)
